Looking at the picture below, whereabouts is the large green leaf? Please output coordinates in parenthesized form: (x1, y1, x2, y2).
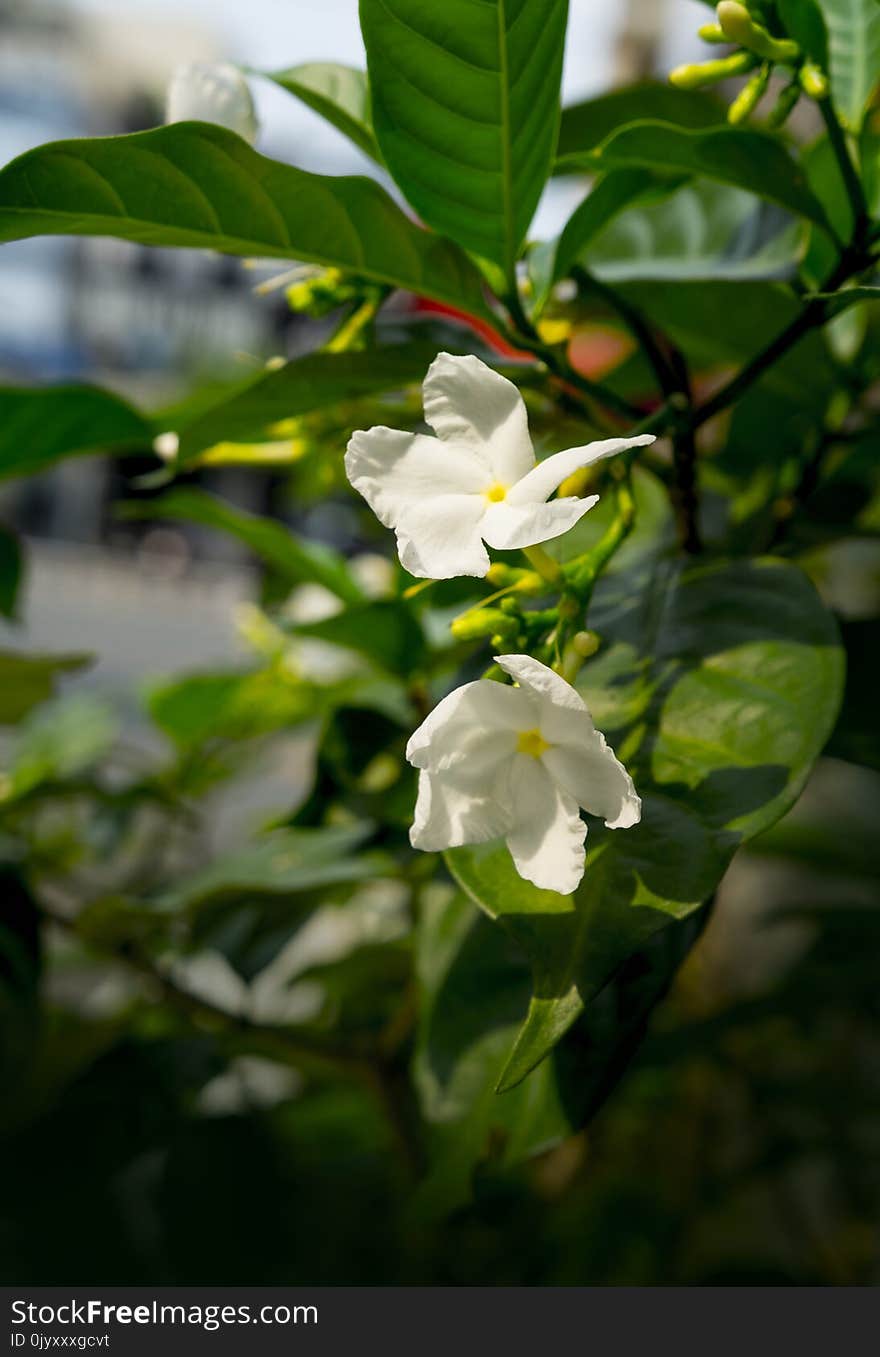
(447, 558, 843, 1088)
(0, 123, 492, 318)
(556, 82, 723, 166)
(360, 0, 569, 274)
(816, 0, 880, 129)
(609, 279, 834, 411)
(0, 651, 92, 724)
(121, 488, 363, 605)
(0, 384, 153, 481)
(582, 183, 805, 283)
(174, 346, 442, 463)
(559, 122, 834, 235)
(264, 63, 381, 163)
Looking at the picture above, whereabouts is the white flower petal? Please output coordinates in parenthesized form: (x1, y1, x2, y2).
(543, 737, 641, 829)
(506, 435, 656, 506)
(422, 352, 535, 485)
(406, 679, 527, 776)
(345, 427, 487, 530)
(480, 495, 600, 550)
(166, 62, 259, 144)
(410, 769, 510, 851)
(395, 495, 490, 579)
(494, 652, 592, 743)
(503, 756, 586, 895)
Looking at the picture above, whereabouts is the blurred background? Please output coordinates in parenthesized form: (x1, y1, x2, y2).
(1, 0, 878, 1286)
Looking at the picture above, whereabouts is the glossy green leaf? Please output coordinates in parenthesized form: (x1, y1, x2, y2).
(556, 82, 723, 167)
(121, 488, 363, 605)
(560, 122, 834, 236)
(174, 346, 442, 463)
(581, 182, 806, 283)
(0, 124, 493, 318)
(534, 168, 680, 303)
(264, 63, 381, 162)
(288, 600, 427, 677)
(360, 0, 569, 274)
(610, 280, 833, 411)
(448, 558, 844, 1088)
(0, 525, 22, 619)
(0, 384, 153, 481)
(0, 651, 91, 725)
(816, 0, 880, 129)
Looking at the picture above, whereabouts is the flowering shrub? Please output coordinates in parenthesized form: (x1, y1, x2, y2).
(0, 0, 878, 1283)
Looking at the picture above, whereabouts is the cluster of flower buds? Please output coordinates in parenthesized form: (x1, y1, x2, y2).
(670, 1, 828, 127)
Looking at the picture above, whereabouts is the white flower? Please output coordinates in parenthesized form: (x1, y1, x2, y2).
(345, 353, 655, 580)
(166, 62, 258, 145)
(406, 654, 640, 895)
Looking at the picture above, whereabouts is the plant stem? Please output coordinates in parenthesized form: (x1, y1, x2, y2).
(818, 98, 870, 246)
(572, 265, 681, 399)
(522, 542, 563, 584)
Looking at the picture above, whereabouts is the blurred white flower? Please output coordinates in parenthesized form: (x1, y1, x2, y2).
(345, 352, 654, 579)
(406, 654, 640, 895)
(165, 62, 259, 145)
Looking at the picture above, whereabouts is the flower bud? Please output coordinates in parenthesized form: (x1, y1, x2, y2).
(450, 608, 515, 642)
(669, 50, 757, 89)
(572, 630, 601, 659)
(767, 77, 802, 127)
(728, 63, 771, 124)
(698, 23, 729, 44)
(799, 62, 830, 99)
(166, 62, 258, 144)
(485, 563, 545, 594)
(716, 2, 800, 62)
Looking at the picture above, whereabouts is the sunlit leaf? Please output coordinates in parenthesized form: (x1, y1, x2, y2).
(361, 0, 569, 274)
(264, 63, 381, 162)
(556, 82, 723, 167)
(816, 0, 880, 129)
(0, 124, 493, 318)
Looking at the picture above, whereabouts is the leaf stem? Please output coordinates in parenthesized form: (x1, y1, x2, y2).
(818, 97, 870, 246)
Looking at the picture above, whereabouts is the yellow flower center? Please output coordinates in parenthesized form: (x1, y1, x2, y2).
(484, 482, 507, 502)
(516, 728, 550, 759)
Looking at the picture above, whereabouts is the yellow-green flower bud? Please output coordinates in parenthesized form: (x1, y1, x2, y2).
(799, 62, 829, 99)
(767, 76, 801, 127)
(450, 608, 515, 642)
(572, 630, 601, 659)
(485, 563, 545, 594)
(728, 62, 771, 124)
(669, 50, 757, 90)
(698, 23, 729, 44)
(716, 2, 800, 62)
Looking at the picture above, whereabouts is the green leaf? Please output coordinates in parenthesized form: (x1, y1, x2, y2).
(580, 182, 806, 283)
(816, 0, 880, 129)
(121, 488, 363, 605)
(0, 525, 23, 619)
(264, 63, 381, 163)
(174, 346, 443, 463)
(413, 888, 574, 1214)
(288, 600, 427, 677)
(534, 169, 681, 303)
(556, 82, 723, 166)
(360, 0, 569, 275)
(147, 668, 315, 749)
(6, 695, 118, 800)
(447, 558, 843, 1088)
(609, 280, 833, 411)
(0, 651, 92, 725)
(0, 123, 492, 318)
(160, 825, 381, 913)
(560, 122, 834, 236)
(0, 384, 153, 481)
(777, 0, 829, 67)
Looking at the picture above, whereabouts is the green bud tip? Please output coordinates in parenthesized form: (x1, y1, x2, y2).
(716, 1, 799, 63)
